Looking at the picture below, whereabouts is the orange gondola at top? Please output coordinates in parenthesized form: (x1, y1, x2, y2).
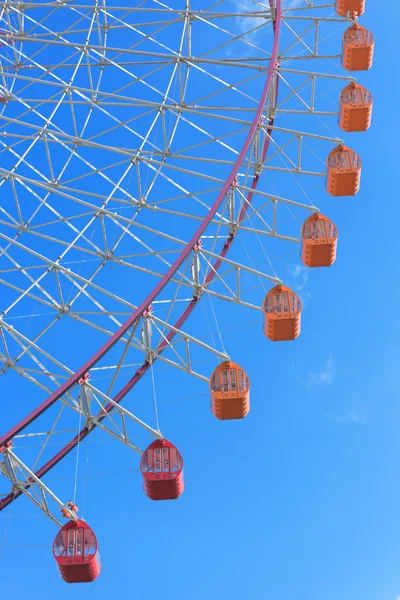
(210, 361, 250, 421)
(263, 285, 302, 342)
(339, 83, 373, 132)
(326, 145, 361, 197)
(53, 519, 101, 584)
(301, 214, 338, 268)
(140, 438, 184, 501)
(336, 0, 365, 16)
(342, 24, 374, 71)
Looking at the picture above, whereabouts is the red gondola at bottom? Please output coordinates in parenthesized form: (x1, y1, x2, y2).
(53, 519, 101, 584)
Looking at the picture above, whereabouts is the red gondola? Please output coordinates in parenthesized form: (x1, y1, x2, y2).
(141, 438, 184, 501)
(53, 519, 101, 584)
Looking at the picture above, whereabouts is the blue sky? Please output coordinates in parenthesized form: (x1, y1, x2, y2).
(0, 1, 399, 599)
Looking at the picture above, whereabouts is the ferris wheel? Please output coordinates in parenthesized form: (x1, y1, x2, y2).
(0, 0, 374, 584)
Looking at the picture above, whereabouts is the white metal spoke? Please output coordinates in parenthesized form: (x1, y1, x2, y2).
(0, 0, 362, 523)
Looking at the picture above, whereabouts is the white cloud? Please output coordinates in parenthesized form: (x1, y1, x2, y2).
(228, 0, 304, 54)
(307, 355, 335, 387)
(230, 0, 269, 36)
(298, 290, 312, 306)
(287, 263, 308, 292)
(284, 0, 305, 7)
(290, 264, 305, 277)
(327, 411, 369, 426)
(233, 0, 304, 35)
(232, 0, 305, 35)
(292, 355, 335, 388)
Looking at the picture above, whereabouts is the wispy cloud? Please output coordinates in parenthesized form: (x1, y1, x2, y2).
(298, 290, 312, 306)
(232, 0, 304, 36)
(287, 263, 308, 292)
(228, 0, 302, 56)
(292, 355, 335, 388)
(286, 263, 312, 307)
(230, 0, 270, 39)
(233, 0, 303, 34)
(326, 411, 369, 426)
(307, 355, 335, 386)
(284, 0, 305, 7)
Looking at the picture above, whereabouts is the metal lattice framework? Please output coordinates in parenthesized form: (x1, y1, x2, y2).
(0, 0, 358, 525)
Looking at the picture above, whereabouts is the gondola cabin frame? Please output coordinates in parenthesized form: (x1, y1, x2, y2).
(301, 214, 338, 268)
(140, 438, 184, 501)
(339, 83, 373, 132)
(263, 285, 302, 342)
(342, 24, 374, 71)
(209, 361, 250, 420)
(53, 519, 101, 584)
(326, 145, 361, 197)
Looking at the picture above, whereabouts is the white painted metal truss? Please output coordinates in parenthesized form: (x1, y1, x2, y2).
(0, 0, 355, 522)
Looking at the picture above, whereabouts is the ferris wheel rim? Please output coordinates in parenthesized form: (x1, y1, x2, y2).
(0, 0, 282, 512)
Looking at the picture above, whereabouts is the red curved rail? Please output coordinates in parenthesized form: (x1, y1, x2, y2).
(0, 0, 282, 511)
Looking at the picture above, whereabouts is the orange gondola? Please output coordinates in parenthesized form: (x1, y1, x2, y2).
(301, 214, 338, 268)
(339, 83, 373, 132)
(140, 438, 184, 501)
(336, 0, 365, 16)
(342, 24, 374, 71)
(210, 361, 250, 420)
(263, 285, 302, 342)
(326, 145, 361, 197)
(53, 519, 101, 584)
